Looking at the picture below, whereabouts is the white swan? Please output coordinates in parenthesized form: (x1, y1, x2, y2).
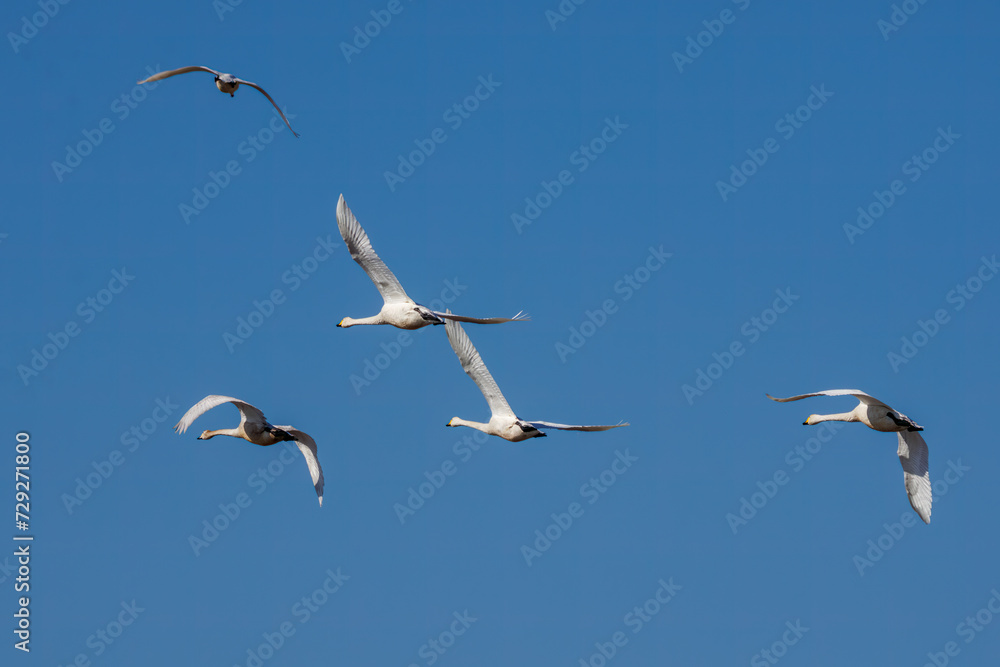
(335, 195, 529, 329)
(174, 395, 323, 506)
(767, 389, 931, 523)
(445, 315, 628, 441)
(137, 66, 299, 137)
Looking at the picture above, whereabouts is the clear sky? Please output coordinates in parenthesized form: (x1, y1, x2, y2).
(4, 1, 1000, 665)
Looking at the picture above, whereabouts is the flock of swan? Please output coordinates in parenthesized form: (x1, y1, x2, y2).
(151, 66, 933, 523)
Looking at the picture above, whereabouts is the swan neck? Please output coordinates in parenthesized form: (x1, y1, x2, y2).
(341, 314, 384, 327)
(449, 417, 491, 433)
(808, 411, 857, 425)
(203, 428, 240, 439)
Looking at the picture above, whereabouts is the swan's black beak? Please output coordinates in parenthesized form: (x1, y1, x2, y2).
(802, 421, 809, 425)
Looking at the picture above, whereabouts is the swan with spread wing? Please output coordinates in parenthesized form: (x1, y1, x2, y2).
(138, 65, 298, 137)
(767, 389, 931, 523)
(174, 395, 323, 505)
(444, 315, 628, 441)
(335, 195, 528, 330)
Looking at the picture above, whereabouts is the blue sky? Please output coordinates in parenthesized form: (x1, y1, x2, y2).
(4, 0, 999, 664)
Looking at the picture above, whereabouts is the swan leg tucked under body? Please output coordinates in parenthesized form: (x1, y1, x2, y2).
(335, 194, 529, 330)
(444, 314, 628, 442)
(137, 65, 299, 137)
(174, 395, 323, 505)
(767, 389, 931, 523)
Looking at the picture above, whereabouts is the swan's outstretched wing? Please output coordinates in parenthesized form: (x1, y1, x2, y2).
(232, 78, 299, 137)
(526, 420, 630, 432)
(138, 65, 221, 84)
(444, 316, 515, 419)
(766, 389, 891, 409)
(336, 195, 410, 305)
(897, 430, 931, 524)
(432, 310, 530, 325)
(276, 427, 324, 507)
(174, 395, 266, 434)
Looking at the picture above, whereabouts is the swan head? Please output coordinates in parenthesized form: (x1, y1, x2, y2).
(337, 317, 352, 328)
(803, 415, 819, 426)
(197, 430, 215, 440)
(446, 418, 458, 427)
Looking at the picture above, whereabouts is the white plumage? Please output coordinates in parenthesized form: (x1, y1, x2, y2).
(445, 315, 628, 441)
(335, 195, 529, 329)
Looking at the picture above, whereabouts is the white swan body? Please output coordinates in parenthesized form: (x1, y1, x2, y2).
(444, 315, 628, 442)
(174, 395, 323, 505)
(767, 389, 931, 523)
(137, 65, 299, 137)
(335, 195, 528, 330)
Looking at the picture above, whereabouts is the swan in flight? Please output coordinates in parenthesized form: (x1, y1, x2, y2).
(766, 389, 931, 523)
(335, 195, 529, 329)
(174, 395, 323, 505)
(137, 66, 299, 137)
(444, 315, 628, 441)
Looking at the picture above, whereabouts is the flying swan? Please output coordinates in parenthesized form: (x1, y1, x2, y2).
(445, 315, 628, 441)
(767, 389, 931, 523)
(335, 194, 529, 329)
(137, 66, 299, 137)
(174, 395, 323, 505)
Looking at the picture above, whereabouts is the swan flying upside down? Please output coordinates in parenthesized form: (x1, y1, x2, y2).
(767, 389, 931, 523)
(174, 395, 323, 505)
